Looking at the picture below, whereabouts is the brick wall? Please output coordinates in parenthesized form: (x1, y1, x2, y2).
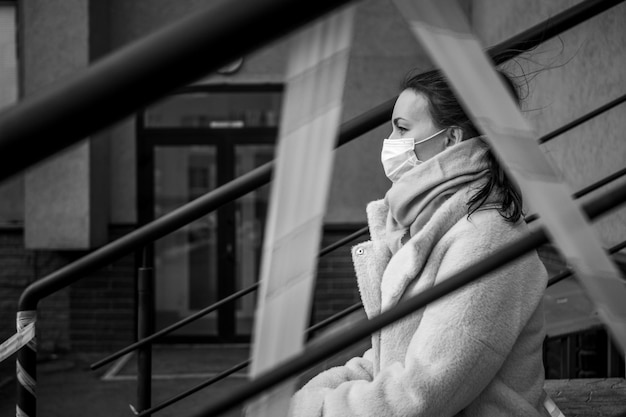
(0, 226, 135, 354)
(311, 225, 365, 327)
(0, 229, 72, 353)
(69, 226, 135, 352)
(296, 225, 369, 386)
(33, 250, 77, 353)
(0, 228, 38, 349)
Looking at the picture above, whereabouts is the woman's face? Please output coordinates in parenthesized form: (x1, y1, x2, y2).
(389, 89, 450, 162)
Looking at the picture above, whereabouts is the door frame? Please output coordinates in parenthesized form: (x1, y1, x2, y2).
(136, 85, 281, 343)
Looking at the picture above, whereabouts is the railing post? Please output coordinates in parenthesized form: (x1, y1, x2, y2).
(136, 248, 154, 414)
(16, 311, 37, 417)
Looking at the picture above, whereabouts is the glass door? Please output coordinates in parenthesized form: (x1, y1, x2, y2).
(234, 145, 273, 335)
(138, 86, 281, 342)
(153, 146, 219, 336)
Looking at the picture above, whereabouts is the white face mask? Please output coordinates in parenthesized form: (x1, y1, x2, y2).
(381, 129, 446, 182)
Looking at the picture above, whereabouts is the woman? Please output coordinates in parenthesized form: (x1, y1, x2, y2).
(289, 70, 550, 416)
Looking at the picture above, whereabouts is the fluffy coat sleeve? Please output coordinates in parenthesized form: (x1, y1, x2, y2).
(290, 349, 375, 416)
(289, 213, 546, 416)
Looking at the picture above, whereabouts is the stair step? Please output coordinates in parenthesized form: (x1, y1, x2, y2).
(544, 378, 626, 417)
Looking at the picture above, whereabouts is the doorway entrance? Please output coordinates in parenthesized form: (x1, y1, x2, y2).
(137, 86, 282, 342)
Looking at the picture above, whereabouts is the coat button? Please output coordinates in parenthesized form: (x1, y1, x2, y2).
(355, 247, 365, 255)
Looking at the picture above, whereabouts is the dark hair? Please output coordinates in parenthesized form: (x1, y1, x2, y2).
(402, 69, 524, 223)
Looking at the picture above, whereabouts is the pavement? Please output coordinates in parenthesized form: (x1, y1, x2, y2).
(0, 345, 250, 417)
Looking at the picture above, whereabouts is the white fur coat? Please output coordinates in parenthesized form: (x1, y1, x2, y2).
(289, 199, 550, 416)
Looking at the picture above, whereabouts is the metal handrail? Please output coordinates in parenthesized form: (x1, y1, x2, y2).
(318, 226, 370, 257)
(538, 94, 626, 144)
(91, 284, 259, 371)
(136, 360, 251, 417)
(129, 162, 626, 417)
(185, 174, 626, 417)
(547, 239, 626, 287)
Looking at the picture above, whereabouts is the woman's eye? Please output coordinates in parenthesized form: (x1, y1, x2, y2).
(392, 119, 408, 135)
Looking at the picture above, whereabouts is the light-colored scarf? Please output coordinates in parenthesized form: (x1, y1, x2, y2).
(383, 137, 493, 254)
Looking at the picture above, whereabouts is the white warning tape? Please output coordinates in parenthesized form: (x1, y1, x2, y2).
(246, 6, 356, 417)
(16, 359, 36, 396)
(16, 405, 29, 417)
(0, 311, 36, 363)
(544, 394, 566, 417)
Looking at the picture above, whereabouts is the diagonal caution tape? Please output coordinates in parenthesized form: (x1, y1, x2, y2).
(0, 323, 35, 363)
(246, 6, 356, 417)
(0, 312, 36, 363)
(544, 393, 566, 417)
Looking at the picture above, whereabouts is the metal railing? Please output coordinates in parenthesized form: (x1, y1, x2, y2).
(7, 0, 625, 415)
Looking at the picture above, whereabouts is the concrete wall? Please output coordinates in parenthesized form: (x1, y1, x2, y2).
(471, 0, 626, 249)
(22, 0, 108, 249)
(0, 5, 21, 224)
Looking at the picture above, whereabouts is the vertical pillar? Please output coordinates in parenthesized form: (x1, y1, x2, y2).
(22, 0, 108, 250)
(16, 311, 37, 417)
(136, 249, 154, 413)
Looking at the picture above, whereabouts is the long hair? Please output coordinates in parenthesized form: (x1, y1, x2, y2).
(402, 69, 524, 223)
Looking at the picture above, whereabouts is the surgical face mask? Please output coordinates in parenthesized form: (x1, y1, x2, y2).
(381, 128, 446, 182)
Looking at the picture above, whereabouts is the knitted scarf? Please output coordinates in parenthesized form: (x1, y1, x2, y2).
(383, 137, 493, 255)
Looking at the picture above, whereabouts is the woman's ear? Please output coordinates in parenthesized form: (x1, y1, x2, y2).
(445, 127, 464, 146)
